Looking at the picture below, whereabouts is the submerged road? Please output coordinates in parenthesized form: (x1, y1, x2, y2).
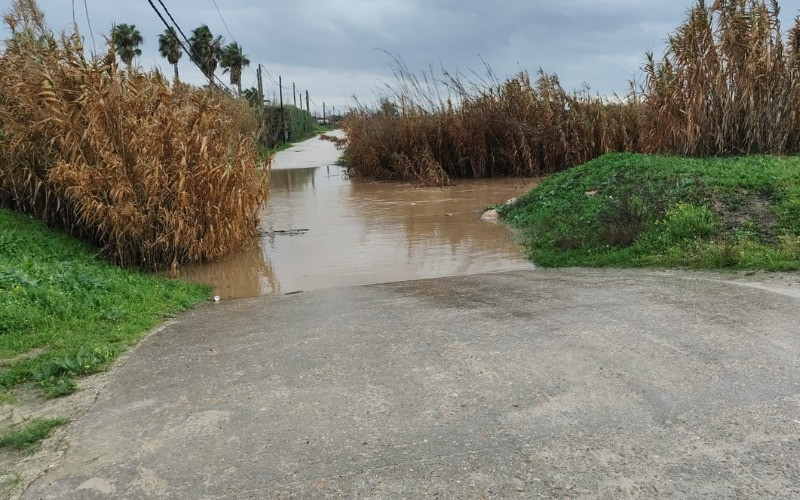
(26, 268, 800, 498)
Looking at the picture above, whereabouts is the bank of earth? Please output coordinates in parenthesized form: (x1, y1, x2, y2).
(0, 207, 208, 415)
(501, 153, 800, 270)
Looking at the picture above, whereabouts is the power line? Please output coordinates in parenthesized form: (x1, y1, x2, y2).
(151, 0, 309, 105)
(152, 0, 232, 92)
(210, 0, 235, 42)
(82, 0, 96, 53)
(263, 67, 291, 90)
(155, 0, 194, 53)
(145, 0, 233, 93)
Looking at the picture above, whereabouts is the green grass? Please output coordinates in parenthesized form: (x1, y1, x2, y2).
(0, 208, 209, 394)
(502, 153, 800, 270)
(0, 418, 66, 452)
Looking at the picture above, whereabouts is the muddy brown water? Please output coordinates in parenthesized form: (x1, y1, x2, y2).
(177, 135, 539, 298)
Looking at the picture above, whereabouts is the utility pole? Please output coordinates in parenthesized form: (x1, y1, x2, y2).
(305, 90, 310, 113)
(323, 101, 326, 125)
(292, 82, 297, 107)
(279, 75, 288, 143)
(257, 64, 266, 146)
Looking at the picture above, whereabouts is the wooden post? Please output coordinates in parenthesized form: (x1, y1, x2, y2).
(257, 64, 266, 146)
(305, 90, 310, 113)
(279, 76, 288, 143)
(323, 101, 326, 125)
(292, 82, 297, 107)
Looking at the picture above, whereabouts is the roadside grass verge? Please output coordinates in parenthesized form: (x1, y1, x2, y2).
(501, 153, 800, 270)
(0, 208, 209, 397)
(0, 418, 66, 452)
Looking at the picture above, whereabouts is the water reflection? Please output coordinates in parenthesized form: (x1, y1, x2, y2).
(179, 162, 538, 299)
(178, 240, 281, 296)
(270, 166, 317, 192)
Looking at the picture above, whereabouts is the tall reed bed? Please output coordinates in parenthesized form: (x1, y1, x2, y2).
(643, 0, 800, 155)
(0, 1, 269, 270)
(343, 0, 800, 184)
(345, 70, 642, 185)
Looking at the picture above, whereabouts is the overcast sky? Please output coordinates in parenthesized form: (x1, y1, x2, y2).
(12, 1, 800, 115)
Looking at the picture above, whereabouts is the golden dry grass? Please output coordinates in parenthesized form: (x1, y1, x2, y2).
(343, 0, 800, 183)
(0, 1, 269, 270)
(344, 71, 642, 186)
(643, 0, 800, 155)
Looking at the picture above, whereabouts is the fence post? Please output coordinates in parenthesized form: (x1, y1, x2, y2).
(279, 76, 288, 143)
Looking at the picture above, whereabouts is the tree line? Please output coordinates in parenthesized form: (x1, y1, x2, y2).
(110, 23, 250, 95)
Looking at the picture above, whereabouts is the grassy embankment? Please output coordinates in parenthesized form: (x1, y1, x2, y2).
(500, 154, 800, 270)
(0, 208, 208, 401)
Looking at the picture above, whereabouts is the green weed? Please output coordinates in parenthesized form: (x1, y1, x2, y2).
(0, 419, 67, 452)
(504, 153, 800, 270)
(0, 392, 15, 406)
(0, 209, 209, 391)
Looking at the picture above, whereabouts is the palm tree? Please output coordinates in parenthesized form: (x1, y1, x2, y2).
(220, 42, 250, 96)
(158, 27, 182, 83)
(110, 23, 143, 70)
(189, 25, 223, 87)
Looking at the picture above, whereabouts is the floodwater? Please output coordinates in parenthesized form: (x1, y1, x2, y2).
(177, 134, 538, 298)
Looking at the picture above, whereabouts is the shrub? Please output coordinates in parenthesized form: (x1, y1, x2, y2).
(343, 70, 643, 185)
(643, 0, 800, 156)
(0, 1, 269, 269)
(342, 1, 800, 183)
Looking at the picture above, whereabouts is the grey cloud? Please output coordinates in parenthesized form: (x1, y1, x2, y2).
(25, 1, 800, 112)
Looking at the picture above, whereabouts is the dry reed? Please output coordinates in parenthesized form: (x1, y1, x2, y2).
(343, 0, 800, 183)
(0, 0, 269, 270)
(643, 0, 800, 155)
(344, 70, 642, 186)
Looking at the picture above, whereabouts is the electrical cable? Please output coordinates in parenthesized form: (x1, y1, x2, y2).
(263, 67, 291, 90)
(145, 0, 234, 93)
(83, 0, 96, 53)
(152, 0, 307, 102)
(210, 0, 235, 42)
(155, 0, 193, 51)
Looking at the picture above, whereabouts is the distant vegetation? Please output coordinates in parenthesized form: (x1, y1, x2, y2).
(242, 89, 324, 148)
(0, 1, 268, 270)
(110, 23, 143, 70)
(342, 0, 800, 185)
(158, 27, 183, 82)
(189, 24, 224, 87)
(221, 42, 250, 96)
(344, 72, 641, 185)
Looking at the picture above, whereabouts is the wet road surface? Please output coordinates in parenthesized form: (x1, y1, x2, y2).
(25, 269, 800, 498)
(21, 134, 800, 498)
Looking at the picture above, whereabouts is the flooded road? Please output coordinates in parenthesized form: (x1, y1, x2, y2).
(178, 134, 538, 298)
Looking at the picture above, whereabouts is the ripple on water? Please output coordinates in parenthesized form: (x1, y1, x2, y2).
(177, 136, 539, 298)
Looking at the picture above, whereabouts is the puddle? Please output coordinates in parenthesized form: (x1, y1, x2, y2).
(177, 135, 539, 298)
